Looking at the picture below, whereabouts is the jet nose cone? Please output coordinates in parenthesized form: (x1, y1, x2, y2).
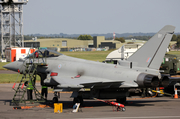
(3, 61, 20, 72)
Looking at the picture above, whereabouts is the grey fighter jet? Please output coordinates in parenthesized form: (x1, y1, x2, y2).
(3, 25, 175, 104)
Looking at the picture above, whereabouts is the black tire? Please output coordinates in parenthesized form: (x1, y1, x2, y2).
(73, 96, 83, 106)
(170, 69, 175, 75)
(122, 107, 126, 112)
(53, 97, 58, 103)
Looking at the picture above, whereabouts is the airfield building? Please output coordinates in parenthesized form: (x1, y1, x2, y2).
(24, 38, 93, 51)
(93, 36, 122, 49)
(24, 36, 123, 51)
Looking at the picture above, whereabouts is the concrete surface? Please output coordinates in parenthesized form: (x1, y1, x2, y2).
(0, 83, 180, 119)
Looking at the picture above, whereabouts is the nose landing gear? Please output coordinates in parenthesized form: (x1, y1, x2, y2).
(53, 92, 59, 103)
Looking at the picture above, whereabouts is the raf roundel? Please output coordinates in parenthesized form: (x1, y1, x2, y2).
(58, 64, 62, 69)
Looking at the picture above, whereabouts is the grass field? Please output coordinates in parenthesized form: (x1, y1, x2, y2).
(0, 50, 180, 83)
(0, 73, 41, 83)
(0, 62, 9, 70)
(0, 74, 41, 83)
(62, 50, 114, 62)
(167, 51, 180, 55)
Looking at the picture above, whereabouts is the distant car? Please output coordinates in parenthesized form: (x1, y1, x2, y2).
(96, 48, 102, 51)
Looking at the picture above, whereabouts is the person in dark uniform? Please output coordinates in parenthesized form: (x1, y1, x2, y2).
(41, 75, 48, 100)
(26, 80, 34, 100)
(43, 50, 49, 57)
(41, 85, 48, 100)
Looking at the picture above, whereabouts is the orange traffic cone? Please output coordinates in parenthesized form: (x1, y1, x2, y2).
(174, 88, 178, 99)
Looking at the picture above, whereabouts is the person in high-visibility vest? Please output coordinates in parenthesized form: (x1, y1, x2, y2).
(41, 85, 48, 100)
(27, 80, 34, 100)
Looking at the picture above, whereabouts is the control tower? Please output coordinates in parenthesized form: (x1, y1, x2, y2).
(0, 0, 28, 57)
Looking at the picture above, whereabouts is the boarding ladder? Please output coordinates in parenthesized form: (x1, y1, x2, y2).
(11, 50, 47, 106)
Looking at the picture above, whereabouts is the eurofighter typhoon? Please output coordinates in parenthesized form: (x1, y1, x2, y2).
(3, 25, 175, 105)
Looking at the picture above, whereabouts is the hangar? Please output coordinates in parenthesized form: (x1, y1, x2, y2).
(93, 36, 122, 49)
(24, 38, 93, 51)
(24, 36, 123, 51)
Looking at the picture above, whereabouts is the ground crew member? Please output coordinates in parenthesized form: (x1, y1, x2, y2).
(41, 85, 48, 100)
(27, 80, 34, 100)
(43, 50, 49, 57)
(40, 74, 48, 100)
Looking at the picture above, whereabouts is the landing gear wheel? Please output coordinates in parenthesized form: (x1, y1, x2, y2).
(122, 107, 126, 112)
(170, 69, 175, 75)
(53, 97, 58, 103)
(73, 96, 83, 106)
(113, 106, 126, 112)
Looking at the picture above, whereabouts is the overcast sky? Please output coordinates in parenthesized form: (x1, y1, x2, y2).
(23, 0, 180, 35)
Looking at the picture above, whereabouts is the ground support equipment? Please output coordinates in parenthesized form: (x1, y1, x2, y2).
(94, 98, 125, 112)
(11, 61, 47, 106)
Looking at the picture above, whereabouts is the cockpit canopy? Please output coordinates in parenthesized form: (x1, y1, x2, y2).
(26, 49, 63, 58)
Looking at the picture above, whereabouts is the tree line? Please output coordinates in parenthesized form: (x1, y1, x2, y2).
(171, 34, 180, 48)
(115, 37, 125, 43)
(77, 35, 126, 43)
(77, 35, 93, 40)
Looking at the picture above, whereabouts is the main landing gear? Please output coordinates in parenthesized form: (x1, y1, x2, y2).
(73, 96, 83, 106)
(53, 92, 59, 103)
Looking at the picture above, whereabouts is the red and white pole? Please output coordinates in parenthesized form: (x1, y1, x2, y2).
(113, 32, 115, 40)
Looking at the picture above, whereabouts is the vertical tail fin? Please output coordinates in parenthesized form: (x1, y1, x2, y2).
(127, 25, 175, 69)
